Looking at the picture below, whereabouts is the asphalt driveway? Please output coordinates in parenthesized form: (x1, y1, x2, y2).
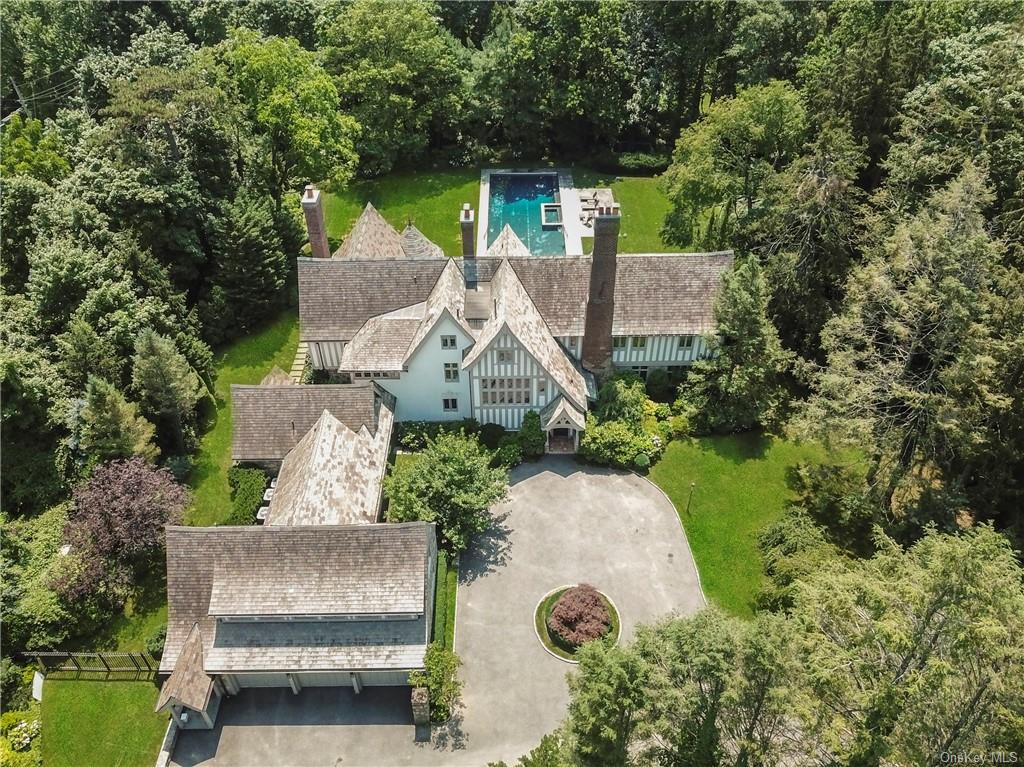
(171, 457, 704, 767)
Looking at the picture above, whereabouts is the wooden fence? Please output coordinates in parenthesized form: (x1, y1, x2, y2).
(26, 651, 159, 681)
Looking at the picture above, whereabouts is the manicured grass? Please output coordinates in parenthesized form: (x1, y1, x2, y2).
(649, 433, 832, 619)
(322, 168, 480, 256)
(431, 550, 459, 650)
(187, 310, 299, 526)
(322, 165, 675, 256)
(41, 680, 168, 767)
(82, 569, 167, 652)
(534, 587, 620, 661)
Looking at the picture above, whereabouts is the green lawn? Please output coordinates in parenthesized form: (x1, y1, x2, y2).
(321, 165, 674, 256)
(187, 309, 299, 526)
(41, 680, 168, 767)
(649, 433, 831, 619)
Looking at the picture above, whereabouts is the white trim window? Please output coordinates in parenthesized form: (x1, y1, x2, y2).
(496, 349, 514, 364)
(678, 336, 694, 350)
(441, 335, 457, 349)
(444, 363, 459, 382)
(442, 397, 458, 411)
(480, 377, 532, 406)
(612, 337, 627, 349)
(631, 336, 647, 349)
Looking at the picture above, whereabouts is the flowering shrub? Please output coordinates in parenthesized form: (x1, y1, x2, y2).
(547, 584, 611, 649)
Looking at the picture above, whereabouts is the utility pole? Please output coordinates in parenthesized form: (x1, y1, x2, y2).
(9, 77, 31, 119)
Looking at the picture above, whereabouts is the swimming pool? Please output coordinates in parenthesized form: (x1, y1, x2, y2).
(486, 173, 566, 256)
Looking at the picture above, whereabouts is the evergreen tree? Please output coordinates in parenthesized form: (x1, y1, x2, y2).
(677, 258, 792, 433)
(208, 187, 286, 333)
(78, 376, 159, 464)
(799, 167, 1012, 526)
(131, 329, 204, 452)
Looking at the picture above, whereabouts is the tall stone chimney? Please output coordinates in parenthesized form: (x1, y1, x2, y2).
(582, 203, 621, 375)
(460, 203, 475, 257)
(301, 184, 330, 259)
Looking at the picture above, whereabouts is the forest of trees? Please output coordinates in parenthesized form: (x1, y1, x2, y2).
(1, 0, 1023, 761)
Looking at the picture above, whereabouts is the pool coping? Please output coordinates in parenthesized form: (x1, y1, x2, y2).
(477, 168, 585, 257)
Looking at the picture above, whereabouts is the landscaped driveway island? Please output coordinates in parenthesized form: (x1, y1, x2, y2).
(171, 457, 704, 767)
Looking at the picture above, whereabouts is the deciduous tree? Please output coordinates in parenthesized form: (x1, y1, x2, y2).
(384, 432, 507, 553)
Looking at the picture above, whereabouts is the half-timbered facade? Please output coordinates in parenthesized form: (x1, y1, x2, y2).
(296, 186, 733, 452)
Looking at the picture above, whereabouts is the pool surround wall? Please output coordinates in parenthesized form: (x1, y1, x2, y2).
(477, 169, 585, 257)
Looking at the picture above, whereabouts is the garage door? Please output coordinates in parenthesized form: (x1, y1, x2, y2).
(235, 673, 289, 688)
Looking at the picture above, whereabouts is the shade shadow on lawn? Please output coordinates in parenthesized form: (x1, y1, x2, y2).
(649, 433, 834, 618)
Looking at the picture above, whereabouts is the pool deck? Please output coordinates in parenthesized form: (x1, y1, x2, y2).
(477, 168, 585, 257)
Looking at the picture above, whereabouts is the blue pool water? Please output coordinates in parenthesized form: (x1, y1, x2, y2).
(487, 173, 565, 256)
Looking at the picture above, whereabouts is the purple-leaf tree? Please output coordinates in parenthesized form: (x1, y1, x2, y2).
(61, 457, 189, 598)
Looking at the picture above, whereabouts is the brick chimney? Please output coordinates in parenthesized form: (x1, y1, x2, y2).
(301, 184, 330, 259)
(460, 203, 475, 257)
(582, 204, 621, 375)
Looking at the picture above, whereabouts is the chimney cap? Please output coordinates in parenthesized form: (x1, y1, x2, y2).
(303, 184, 319, 201)
(597, 204, 621, 217)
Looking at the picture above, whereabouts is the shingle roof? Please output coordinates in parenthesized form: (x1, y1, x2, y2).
(156, 623, 214, 713)
(486, 224, 531, 259)
(334, 203, 406, 260)
(265, 403, 394, 527)
(162, 522, 434, 674)
(298, 257, 446, 341)
(260, 366, 293, 386)
(463, 261, 589, 410)
(613, 253, 734, 336)
(401, 224, 445, 259)
(231, 383, 385, 463)
(339, 314, 422, 372)
(340, 259, 475, 373)
(539, 394, 587, 431)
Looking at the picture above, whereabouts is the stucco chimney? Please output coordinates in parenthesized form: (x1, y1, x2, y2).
(582, 203, 621, 375)
(460, 203, 475, 258)
(302, 184, 330, 259)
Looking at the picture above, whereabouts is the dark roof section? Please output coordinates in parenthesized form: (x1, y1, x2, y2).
(155, 623, 214, 713)
(161, 522, 434, 675)
(613, 253, 734, 336)
(231, 382, 384, 463)
(298, 257, 446, 341)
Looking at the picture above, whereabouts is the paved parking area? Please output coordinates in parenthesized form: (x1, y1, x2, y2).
(172, 458, 704, 766)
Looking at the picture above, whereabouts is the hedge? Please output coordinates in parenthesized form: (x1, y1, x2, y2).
(225, 466, 268, 525)
(397, 419, 480, 451)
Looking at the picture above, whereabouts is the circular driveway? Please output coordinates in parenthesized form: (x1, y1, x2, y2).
(452, 457, 706, 764)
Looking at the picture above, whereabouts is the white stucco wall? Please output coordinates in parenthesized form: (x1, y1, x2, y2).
(376, 314, 473, 421)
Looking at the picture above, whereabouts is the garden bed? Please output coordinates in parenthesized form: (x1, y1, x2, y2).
(533, 585, 620, 662)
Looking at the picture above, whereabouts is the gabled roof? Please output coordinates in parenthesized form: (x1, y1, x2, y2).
(486, 224, 531, 259)
(334, 203, 406, 260)
(231, 383, 386, 463)
(162, 522, 435, 674)
(340, 259, 475, 373)
(156, 623, 214, 714)
(463, 261, 589, 410)
(265, 404, 393, 526)
(260, 366, 293, 386)
(298, 257, 446, 341)
(401, 224, 444, 259)
(613, 253, 734, 336)
(539, 394, 587, 431)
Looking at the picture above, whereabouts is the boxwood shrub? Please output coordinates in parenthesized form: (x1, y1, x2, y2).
(397, 419, 480, 451)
